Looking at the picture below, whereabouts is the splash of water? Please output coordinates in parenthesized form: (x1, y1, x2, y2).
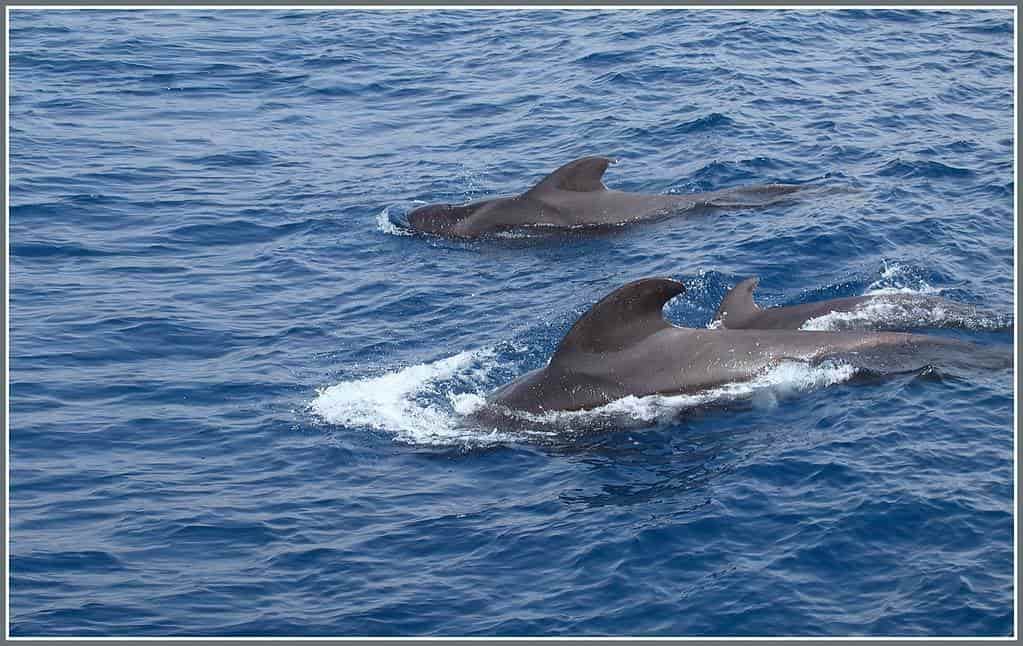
(309, 347, 511, 446)
(800, 295, 1009, 332)
(865, 260, 941, 295)
(490, 360, 858, 428)
(376, 202, 426, 237)
(311, 350, 860, 445)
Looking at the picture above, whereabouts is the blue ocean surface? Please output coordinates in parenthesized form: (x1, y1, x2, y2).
(8, 8, 1015, 637)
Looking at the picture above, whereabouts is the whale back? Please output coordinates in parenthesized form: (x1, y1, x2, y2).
(714, 277, 762, 328)
(551, 278, 685, 364)
(525, 156, 614, 196)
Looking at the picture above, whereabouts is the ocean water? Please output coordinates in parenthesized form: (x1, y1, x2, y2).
(8, 8, 1015, 637)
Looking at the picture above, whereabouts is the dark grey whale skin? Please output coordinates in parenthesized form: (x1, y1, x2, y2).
(406, 156, 805, 239)
(712, 277, 1002, 330)
(485, 278, 1002, 415)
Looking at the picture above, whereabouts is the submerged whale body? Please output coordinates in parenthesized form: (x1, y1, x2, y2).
(486, 277, 1008, 414)
(406, 156, 805, 239)
(713, 277, 1010, 331)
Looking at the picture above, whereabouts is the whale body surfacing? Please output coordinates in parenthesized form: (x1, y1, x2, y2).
(407, 156, 806, 239)
(712, 277, 1010, 331)
(485, 278, 1007, 415)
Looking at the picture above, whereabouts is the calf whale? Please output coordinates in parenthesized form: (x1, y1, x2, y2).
(486, 278, 1007, 414)
(712, 277, 1009, 331)
(406, 156, 805, 238)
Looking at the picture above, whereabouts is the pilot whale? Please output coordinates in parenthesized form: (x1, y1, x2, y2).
(406, 156, 805, 238)
(486, 277, 1006, 414)
(712, 277, 1008, 331)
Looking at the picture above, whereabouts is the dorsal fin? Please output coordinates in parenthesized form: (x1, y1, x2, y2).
(526, 156, 614, 195)
(713, 277, 761, 327)
(552, 278, 685, 361)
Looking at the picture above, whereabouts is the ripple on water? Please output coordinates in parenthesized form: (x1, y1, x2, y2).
(9, 7, 1014, 638)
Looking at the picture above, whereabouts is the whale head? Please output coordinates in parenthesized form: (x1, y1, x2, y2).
(404, 157, 615, 238)
(406, 201, 486, 237)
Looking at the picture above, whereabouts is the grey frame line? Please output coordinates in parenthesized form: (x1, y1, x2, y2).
(1, 2, 1017, 645)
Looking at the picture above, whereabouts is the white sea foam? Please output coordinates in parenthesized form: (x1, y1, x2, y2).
(309, 347, 517, 446)
(799, 299, 927, 331)
(311, 350, 860, 444)
(799, 297, 1007, 331)
(376, 202, 426, 237)
(491, 360, 858, 428)
(491, 229, 538, 239)
(864, 285, 942, 296)
(797, 261, 1008, 330)
(865, 260, 940, 295)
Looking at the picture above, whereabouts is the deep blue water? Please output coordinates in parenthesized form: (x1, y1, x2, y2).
(8, 8, 1015, 637)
